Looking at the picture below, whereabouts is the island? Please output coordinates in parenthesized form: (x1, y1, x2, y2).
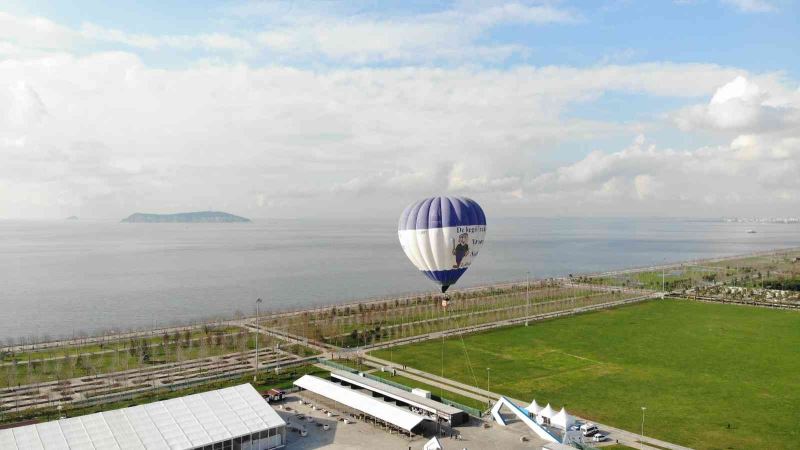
(121, 211, 251, 223)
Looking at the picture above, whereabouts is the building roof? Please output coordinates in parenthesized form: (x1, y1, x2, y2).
(0, 384, 285, 450)
(294, 375, 428, 432)
(329, 370, 463, 416)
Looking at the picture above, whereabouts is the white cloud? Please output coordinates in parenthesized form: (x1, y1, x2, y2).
(721, 0, 776, 13)
(520, 73, 800, 215)
(674, 76, 799, 133)
(0, 11, 252, 56)
(253, 2, 578, 63)
(525, 132, 800, 215)
(1, 53, 756, 218)
(0, 4, 574, 64)
(0, 6, 798, 219)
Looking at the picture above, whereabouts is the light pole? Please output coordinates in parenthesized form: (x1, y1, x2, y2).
(640, 406, 646, 449)
(254, 298, 262, 382)
(486, 367, 491, 394)
(525, 271, 530, 326)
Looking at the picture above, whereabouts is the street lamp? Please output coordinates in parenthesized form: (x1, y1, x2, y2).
(486, 367, 491, 392)
(640, 406, 647, 449)
(254, 298, 263, 382)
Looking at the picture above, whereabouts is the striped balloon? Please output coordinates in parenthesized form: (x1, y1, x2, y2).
(398, 196, 487, 293)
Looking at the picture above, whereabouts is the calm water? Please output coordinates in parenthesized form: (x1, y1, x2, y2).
(2, 217, 800, 341)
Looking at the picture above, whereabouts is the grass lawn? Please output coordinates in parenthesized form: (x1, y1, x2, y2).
(371, 299, 800, 450)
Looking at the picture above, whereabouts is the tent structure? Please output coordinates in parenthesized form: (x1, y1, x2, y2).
(538, 403, 555, 424)
(0, 384, 286, 450)
(423, 436, 443, 450)
(294, 375, 428, 432)
(490, 397, 559, 443)
(550, 407, 575, 430)
(526, 401, 575, 431)
(526, 399, 543, 415)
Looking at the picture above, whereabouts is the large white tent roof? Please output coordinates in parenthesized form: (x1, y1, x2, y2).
(550, 407, 575, 430)
(294, 375, 427, 432)
(0, 384, 285, 450)
(526, 399, 543, 415)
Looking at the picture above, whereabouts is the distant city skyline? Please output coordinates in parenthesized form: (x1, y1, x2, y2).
(0, 0, 798, 219)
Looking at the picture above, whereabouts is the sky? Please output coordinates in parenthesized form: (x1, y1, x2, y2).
(0, 0, 799, 220)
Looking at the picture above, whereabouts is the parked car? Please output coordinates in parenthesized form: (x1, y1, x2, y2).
(592, 433, 607, 442)
(580, 424, 600, 437)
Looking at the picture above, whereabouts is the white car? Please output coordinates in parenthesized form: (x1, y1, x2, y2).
(580, 424, 599, 437)
(592, 433, 607, 442)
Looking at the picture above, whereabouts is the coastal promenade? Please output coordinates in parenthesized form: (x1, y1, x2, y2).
(5, 246, 794, 355)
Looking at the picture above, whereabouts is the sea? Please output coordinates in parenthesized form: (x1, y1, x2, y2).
(2, 217, 800, 341)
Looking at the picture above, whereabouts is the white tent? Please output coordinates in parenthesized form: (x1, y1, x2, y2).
(539, 403, 555, 419)
(550, 407, 575, 430)
(294, 375, 427, 432)
(423, 436, 443, 450)
(0, 384, 286, 450)
(525, 399, 543, 415)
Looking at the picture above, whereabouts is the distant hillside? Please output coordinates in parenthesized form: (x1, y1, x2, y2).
(121, 211, 251, 223)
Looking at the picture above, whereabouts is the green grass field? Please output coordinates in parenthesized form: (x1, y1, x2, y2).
(371, 299, 800, 450)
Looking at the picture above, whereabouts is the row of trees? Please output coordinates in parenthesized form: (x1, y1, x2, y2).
(0, 329, 274, 388)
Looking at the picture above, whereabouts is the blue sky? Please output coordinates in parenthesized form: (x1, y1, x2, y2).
(0, 1, 798, 219)
(8, 0, 798, 75)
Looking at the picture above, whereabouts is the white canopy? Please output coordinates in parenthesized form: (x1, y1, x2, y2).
(423, 436, 443, 450)
(550, 407, 575, 430)
(0, 384, 285, 450)
(539, 403, 555, 419)
(525, 399, 543, 415)
(294, 375, 427, 432)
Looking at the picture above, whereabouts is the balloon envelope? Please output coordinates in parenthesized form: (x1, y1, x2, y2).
(398, 196, 487, 293)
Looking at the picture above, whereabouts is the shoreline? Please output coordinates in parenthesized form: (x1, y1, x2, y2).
(4, 245, 799, 351)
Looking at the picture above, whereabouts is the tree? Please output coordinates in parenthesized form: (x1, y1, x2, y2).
(139, 339, 151, 363)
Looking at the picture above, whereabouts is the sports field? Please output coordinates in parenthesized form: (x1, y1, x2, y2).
(371, 299, 800, 450)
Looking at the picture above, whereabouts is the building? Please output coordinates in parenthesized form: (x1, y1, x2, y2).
(294, 374, 433, 435)
(328, 369, 470, 425)
(261, 389, 285, 403)
(0, 384, 286, 450)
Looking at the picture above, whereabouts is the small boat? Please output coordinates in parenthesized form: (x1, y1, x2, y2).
(746, 229, 757, 234)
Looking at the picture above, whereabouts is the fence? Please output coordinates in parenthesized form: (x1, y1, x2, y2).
(364, 373, 412, 392)
(439, 397, 483, 418)
(317, 359, 359, 374)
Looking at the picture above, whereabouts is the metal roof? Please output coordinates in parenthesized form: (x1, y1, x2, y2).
(294, 375, 428, 432)
(329, 370, 463, 416)
(0, 384, 285, 450)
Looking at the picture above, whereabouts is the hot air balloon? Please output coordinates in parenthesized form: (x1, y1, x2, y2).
(398, 196, 487, 300)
